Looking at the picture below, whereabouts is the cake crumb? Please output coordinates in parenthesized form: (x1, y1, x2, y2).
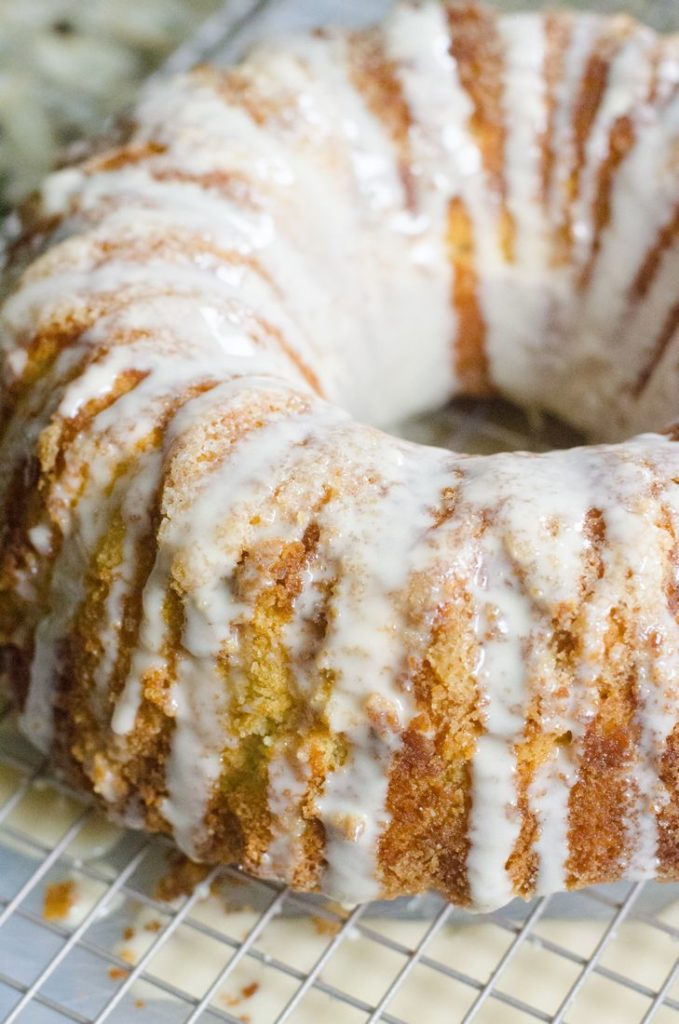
(312, 915, 341, 936)
(155, 853, 212, 902)
(122, 926, 135, 941)
(222, 982, 260, 1008)
(144, 918, 162, 933)
(43, 880, 75, 922)
(134, 999, 145, 1009)
(108, 966, 128, 981)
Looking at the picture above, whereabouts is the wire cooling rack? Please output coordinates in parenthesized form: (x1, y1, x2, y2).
(2, 1, 679, 1022)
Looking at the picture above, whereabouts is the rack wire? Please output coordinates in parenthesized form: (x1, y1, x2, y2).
(2, 1, 679, 1022)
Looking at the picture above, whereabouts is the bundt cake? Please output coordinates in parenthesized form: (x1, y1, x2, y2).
(3, 0, 679, 910)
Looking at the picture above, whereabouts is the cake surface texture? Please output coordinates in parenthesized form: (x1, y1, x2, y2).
(3, 0, 679, 909)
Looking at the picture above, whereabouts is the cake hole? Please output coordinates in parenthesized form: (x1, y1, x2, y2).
(553, 627, 577, 660)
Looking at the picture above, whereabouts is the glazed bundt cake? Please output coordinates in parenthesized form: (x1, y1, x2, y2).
(3, 0, 679, 909)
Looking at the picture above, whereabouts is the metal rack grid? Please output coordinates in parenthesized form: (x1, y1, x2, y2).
(2, 0, 679, 1021)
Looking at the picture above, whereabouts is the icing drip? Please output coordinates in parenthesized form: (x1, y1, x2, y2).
(461, 437, 679, 901)
(151, 405, 348, 854)
(313, 439, 452, 901)
(457, 448, 593, 906)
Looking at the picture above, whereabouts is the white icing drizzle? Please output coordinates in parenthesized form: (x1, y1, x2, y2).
(547, 14, 601, 231)
(259, 748, 309, 883)
(283, 30, 456, 426)
(554, 91, 679, 438)
(461, 436, 679, 901)
(250, 425, 455, 898)
(4, 2, 679, 911)
(382, 0, 476, 378)
(314, 437, 452, 902)
(465, 516, 535, 909)
(569, 26, 655, 272)
(495, 14, 552, 398)
(588, 438, 679, 879)
(458, 448, 589, 907)
(21, 447, 163, 751)
(162, 406, 351, 855)
(499, 15, 549, 270)
(113, 397, 349, 854)
(384, 4, 551, 406)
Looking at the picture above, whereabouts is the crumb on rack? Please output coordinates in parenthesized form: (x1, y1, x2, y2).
(43, 879, 75, 921)
(222, 982, 260, 1008)
(108, 966, 129, 981)
(312, 915, 342, 936)
(154, 852, 213, 902)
